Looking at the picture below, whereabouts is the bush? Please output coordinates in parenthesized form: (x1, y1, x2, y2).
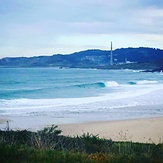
(0, 125, 163, 163)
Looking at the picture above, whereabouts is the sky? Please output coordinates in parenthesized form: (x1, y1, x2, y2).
(0, 0, 163, 58)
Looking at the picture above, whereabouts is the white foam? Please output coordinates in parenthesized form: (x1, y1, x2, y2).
(136, 80, 158, 85)
(105, 81, 119, 87)
(1, 84, 163, 116)
(1, 80, 163, 117)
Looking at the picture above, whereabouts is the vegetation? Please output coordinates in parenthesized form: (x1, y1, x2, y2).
(0, 47, 163, 69)
(0, 125, 163, 163)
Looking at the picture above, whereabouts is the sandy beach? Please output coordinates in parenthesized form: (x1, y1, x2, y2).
(0, 119, 9, 124)
(58, 117, 163, 144)
(0, 116, 163, 144)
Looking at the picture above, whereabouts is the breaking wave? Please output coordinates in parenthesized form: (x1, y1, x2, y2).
(75, 82, 105, 88)
(104, 81, 119, 87)
(128, 80, 159, 85)
(75, 81, 119, 88)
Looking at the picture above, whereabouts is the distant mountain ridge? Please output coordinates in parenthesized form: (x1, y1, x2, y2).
(0, 47, 163, 70)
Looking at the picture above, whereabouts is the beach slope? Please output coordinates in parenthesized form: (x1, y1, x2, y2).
(59, 117, 163, 144)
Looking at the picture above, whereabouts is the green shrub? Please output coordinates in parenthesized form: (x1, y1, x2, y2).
(0, 126, 163, 163)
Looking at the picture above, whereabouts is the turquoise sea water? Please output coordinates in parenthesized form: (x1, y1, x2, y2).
(0, 68, 163, 124)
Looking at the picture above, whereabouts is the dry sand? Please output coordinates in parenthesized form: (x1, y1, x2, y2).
(0, 119, 10, 124)
(58, 117, 163, 144)
(0, 116, 163, 144)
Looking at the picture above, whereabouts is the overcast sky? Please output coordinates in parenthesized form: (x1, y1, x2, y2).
(0, 0, 163, 58)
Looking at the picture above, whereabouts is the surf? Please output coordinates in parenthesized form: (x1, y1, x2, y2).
(74, 81, 119, 89)
(128, 80, 159, 85)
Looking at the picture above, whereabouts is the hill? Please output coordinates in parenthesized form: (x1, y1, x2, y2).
(0, 47, 163, 69)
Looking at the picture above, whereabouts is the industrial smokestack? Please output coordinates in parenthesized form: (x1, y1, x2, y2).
(110, 42, 113, 65)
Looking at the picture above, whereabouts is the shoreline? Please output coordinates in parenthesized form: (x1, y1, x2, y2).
(0, 116, 163, 144)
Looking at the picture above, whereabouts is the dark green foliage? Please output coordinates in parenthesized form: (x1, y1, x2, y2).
(0, 144, 91, 163)
(0, 125, 163, 163)
(38, 125, 62, 135)
(31, 125, 62, 150)
(78, 133, 113, 154)
(0, 130, 32, 145)
(152, 144, 163, 161)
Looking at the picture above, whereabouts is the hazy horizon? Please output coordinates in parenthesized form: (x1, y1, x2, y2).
(0, 46, 162, 59)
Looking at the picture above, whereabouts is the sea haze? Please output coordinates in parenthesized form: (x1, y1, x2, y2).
(0, 68, 163, 124)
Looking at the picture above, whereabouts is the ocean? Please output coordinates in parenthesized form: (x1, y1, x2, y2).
(0, 68, 163, 126)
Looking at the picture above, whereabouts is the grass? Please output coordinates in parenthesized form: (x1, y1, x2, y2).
(0, 125, 163, 163)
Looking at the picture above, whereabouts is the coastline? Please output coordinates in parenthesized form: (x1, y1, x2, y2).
(0, 116, 163, 144)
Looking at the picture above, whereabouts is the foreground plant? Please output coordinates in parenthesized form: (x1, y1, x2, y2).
(0, 125, 163, 163)
(31, 125, 62, 150)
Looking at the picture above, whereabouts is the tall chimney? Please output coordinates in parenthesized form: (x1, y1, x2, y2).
(110, 42, 113, 65)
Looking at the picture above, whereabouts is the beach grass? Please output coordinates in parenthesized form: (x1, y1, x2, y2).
(0, 125, 163, 163)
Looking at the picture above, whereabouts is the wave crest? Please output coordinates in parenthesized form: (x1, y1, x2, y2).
(128, 80, 158, 85)
(75, 81, 119, 88)
(75, 82, 105, 88)
(105, 81, 119, 87)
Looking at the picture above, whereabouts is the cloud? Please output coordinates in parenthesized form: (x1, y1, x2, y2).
(0, 0, 163, 57)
